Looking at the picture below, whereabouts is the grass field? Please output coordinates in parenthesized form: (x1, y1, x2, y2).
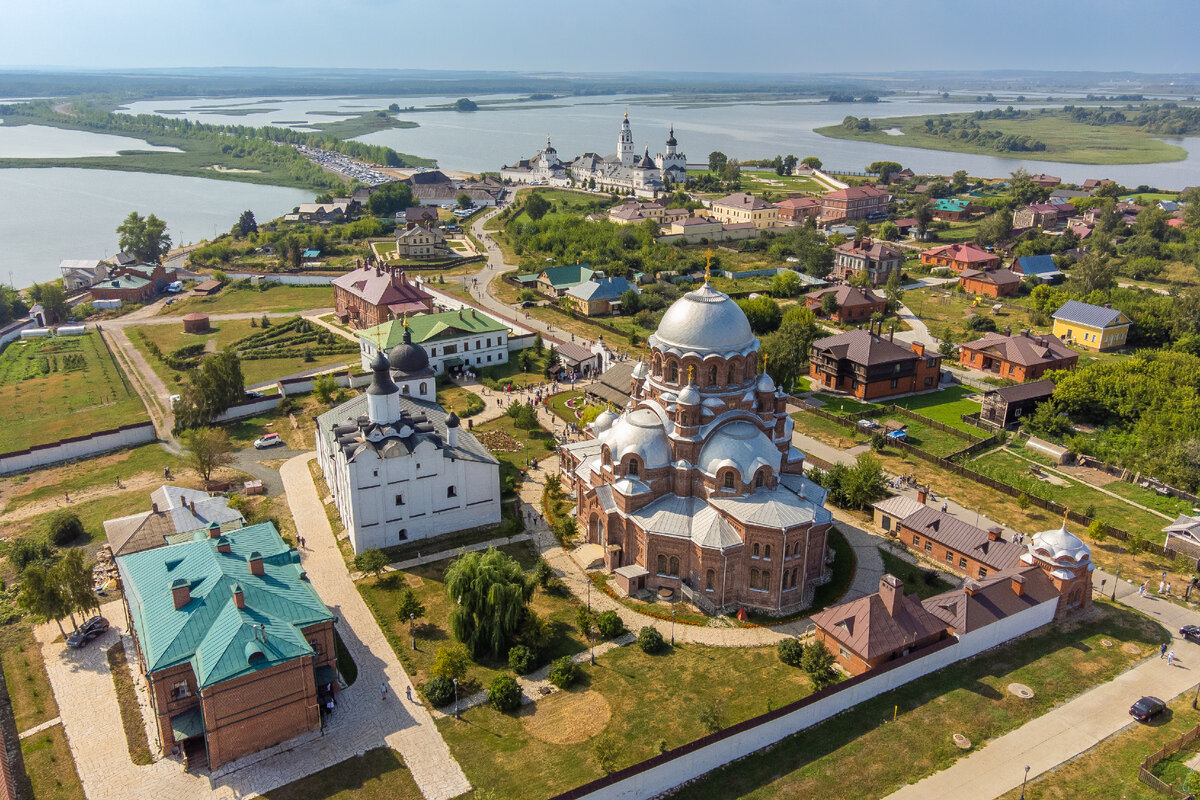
(20, 725, 85, 800)
(0, 625, 58, 730)
(883, 416, 969, 456)
(790, 412, 870, 450)
(885, 385, 982, 434)
(905, 287, 1047, 345)
(0, 332, 147, 453)
(811, 393, 875, 415)
(547, 390, 607, 425)
(0, 442, 183, 513)
(156, 284, 334, 316)
(264, 749, 424, 800)
(815, 112, 1188, 164)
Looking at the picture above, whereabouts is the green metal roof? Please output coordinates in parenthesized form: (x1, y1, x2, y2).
(116, 522, 333, 688)
(362, 309, 508, 348)
(170, 707, 205, 740)
(932, 198, 970, 212)
(538, 263, 594, 289)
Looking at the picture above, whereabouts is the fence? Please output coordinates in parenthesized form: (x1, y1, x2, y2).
(0, 660, 26, 800)
(0, 422, 157, 476)
(1139, 722, 1200, 799)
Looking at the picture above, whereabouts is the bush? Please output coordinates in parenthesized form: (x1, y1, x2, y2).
(1087, 520, 1107, 542)
(47, 511, 85, 546)
(507, 644, 537, 675)
(966, 315, 997, 332)
(637, 626, 665, 654)
(548, 656, 579, 688)
(1017, 493, 1031, 510)
(9, 535, 53, 572)
(431, 644, 471, 682)
(488, 674, 522, 712)
(595, 610, 624, 639)
(777, 637, 804, 667)
(422, 676, 456, 707)
(533, 558, 554, 588)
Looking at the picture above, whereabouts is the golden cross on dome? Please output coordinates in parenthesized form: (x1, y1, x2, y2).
(1062, 508, 1069, 528)
(704, 249, 713, 283)
(402, 313, 409, 329)
(688, 365, 695, 384)
(762, 353, 768, 373)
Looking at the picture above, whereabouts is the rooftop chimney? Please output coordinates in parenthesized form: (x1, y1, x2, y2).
(987, 527, 1003, 542)
(207, 521, 221, 539)
(216, 536, 231, 554)
(917, 486, 928, 505)
(964, 580, 977, 597)
(879, 574, 902, 616)
(232, 583, 245, 609)
(151, 502, 159, 513)
(249, 551, 264, 576)
(889, 324, 895, 342)
(171, 578, 191, 610)
(1011, 574, 1025, 597)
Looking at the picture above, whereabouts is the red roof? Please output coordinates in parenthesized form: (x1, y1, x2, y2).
(776, 197, 821, 209)
(823, 185, 889, 201)
(922, 242, 997, 264)
(332, 266, 434, 310)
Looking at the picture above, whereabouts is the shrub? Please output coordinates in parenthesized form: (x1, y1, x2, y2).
(1087, 520, 1107, 542)
(1017, 493, 1031, 510)
(47, 511, 85, 546)
(9, 535, 53, 572)
(699, 698, 725, 733)
(777, 637, 804, 667)
(801, 641, 838, 688)
(431, 644, 471, 682)
(965, 315, 997, 332)
(422, 676, 456, 707)
(507, 645, 537, 675)
(488, 674, 522, 712)
(533, 558, 554, 588)
(548, 656, 578, 688)
(637, 626, 664, 654)
(595, 610, 624, 639)
(592, 735, 619, 773)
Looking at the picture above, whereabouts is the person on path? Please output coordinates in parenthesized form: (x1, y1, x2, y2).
(406, 685, 413, 702)
(1140, 582, 1147, 597)
(1169, 650, 1176, 667)
(1167, 582, 1173, 596)
(1160, 580, 1166, 595)
(1161, 642, 1169, 659)
(381, 682, 388, 701)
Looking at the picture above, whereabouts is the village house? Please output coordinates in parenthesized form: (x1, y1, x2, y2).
(537, 263, 596, 296)
(919, 242, 1000, 272)
(709, 193, 778, 229)
(116, 522, 336, 771)
(404, 207, 440, 227)
(1051, 300, 1130, 351)
(1010, 254, 1063, 283)
(831, 237, 902, 285)
(958, 331, 1078, 381)
(979, 379, 1056, 429)
(1163, 514, 1200, 561)
(1013, 202, 1068, 230)
(104, 485, 246, 557)
(775, 196, 822, 224)
(113, 262, 177, 293)
(360, 308, 511, 376)
(809, 325, 942, 401)
(895, 506, 1025, 580)
(820, 185, 889, 223)
(608, 201, 689, 226)
(805, 285, 887, 324)
(565, 276, 637, 317)
(1029, 174, 1061, 188)
(59, 259, 107, 292)
(296, 202, 350, 222)
(393, 224, 450, 260)
(958, 267, 1022, 298)
(930, 198, 972, 221)
(90, 274, 154, 303)
(332, 264, 435, 329)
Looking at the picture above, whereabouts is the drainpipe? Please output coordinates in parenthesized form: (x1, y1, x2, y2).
(778, 529, 788, 613)
(721, 551, 728, 612)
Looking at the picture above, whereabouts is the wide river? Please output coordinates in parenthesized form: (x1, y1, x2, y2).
(3, 91, 1199, 287)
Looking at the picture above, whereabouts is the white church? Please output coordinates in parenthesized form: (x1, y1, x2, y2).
(501, 113, 687, 197)
(315, 329, 501, 554)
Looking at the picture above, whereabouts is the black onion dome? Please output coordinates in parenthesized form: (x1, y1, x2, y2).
(666, 126, 677, 146)
(446, 411, 460, 428)
(366, 349, 398, 396)
(388, 326, 431, 374)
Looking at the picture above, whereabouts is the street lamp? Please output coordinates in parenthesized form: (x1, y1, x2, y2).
(589, 624, 595, 665)
(410, 613, 416, 651)
(1020, 765, 1030, 799)
(1113, 567, 1121, 601)
(453, 678, 459, 719)
(587, 577, 591, 612)
(671, 607, 676, 647)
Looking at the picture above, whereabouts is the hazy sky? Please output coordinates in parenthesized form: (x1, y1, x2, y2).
(2, 0, 1196, 74)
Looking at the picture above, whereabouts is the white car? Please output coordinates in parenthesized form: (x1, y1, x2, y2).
(253, 433, 283, 450)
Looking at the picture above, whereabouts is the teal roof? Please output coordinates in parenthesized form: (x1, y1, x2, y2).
(361, 309, 508, 348)
(96, 275, 150, 291)
(117, 522, 333, 688)
(513, 273, 541, 285)
(932, 198, 970, 212)
(539, 263, 594, 289)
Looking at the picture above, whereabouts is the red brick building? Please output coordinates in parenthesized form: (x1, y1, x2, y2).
(958, 330, 1078, 382)
(896, 506, 1025, 580)
(820, 185, 889, 223)
(919, 242, 1000, 272)
(809, 326, 942, 401)
(805, 285, 887, 324)
(831, 237, 902, 285)
(775, 196, 822, 224)
(332, 264, 435, 329)
(90, 274, 154, 303)
(958, 267, 1022, 298)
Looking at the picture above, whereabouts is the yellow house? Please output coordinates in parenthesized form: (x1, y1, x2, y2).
(1051, 300, 1130, 352)
(709, 193, 778, 229)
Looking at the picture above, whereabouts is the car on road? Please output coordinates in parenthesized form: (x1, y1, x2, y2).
(1180, 625, 1200, 644)
(244, 390, 266, 399)
(1130, 696, 1166, 722)
(66, 616, 109, 648)
(253, 433, 283, 450)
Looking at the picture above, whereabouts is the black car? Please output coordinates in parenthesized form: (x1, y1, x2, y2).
(1130, 696, 1166, 722)
(66, 616, 109, 649)
(1180, 625, 1200, 644)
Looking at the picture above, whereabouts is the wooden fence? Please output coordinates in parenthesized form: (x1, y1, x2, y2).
(1139, 722, 1200, 799)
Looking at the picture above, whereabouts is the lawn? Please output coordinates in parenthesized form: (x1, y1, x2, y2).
(884, 416, 971, 457)
(435, 383, 484, 418)
(674, 601, 1166, 800)
(811, 393, 875, 416)
(0, 624, 57, 731)
(264, 748, 424, 800)
(547, 390, 607, 426)
(968, 448, 1174, 544)
(885, 385, 981, 433)
(106, 641, 153, 765)
(20, 725, 85, 800)
(738, 171, 826, 196)
(156, 284, 334, 316)
(790, 411, 869, 451)
(472, 412, 558, 492)
(904, 286, 1047, 345)
(0, 442, 183, 514)
(878, 547, 956, 600)
(0, 332, 147, 453)
(130, 316, 358, 388)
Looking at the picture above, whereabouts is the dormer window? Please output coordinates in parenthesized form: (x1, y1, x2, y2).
(627, 458, 639, 477)
(724, 471, 735, 490)
(755, 472, 765, 489)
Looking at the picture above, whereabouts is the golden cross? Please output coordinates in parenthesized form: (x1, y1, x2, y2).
(1062, 509, 1069, 528)
(402, 313, 409, 329)
(704, 249, 713, 283)
(762, 353, 768, 373)
(688, 365, 695, 384)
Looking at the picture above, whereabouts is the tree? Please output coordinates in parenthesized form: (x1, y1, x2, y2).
(915, 203, 934, 239)
(396, 587, 425, 632)
(772, 155, 785, 176)
(820, 292, 839, 316)
(508, 644, 537, 674)
(768, 269, 802, 298)
(56, 547, 99, 622)
(777, 638, 804, 667)
(524, 193, 551, 221)
(422, 675, 456, 707)
(877, 221, 899, 241)
(457, 193, 473, 210)
(444, 548, 535, 658)
(47, 511, 84, 546)
(736, 296, 782, 334)
(532, 332, 544, 355)
(760, 307, 821, 389)
(488, 674, 521, 712)
(867, 161, 903, 183)
(313, 372, 338, 405)
(18, 565, 68, 637)
(116, 211, 172, 264)
(367, 181, 415, 216)
(36, 283, 69, 324)
(180, 427, 234, 485)
(173, 351, 246, 431)
(855, 219, 871, 240)
(1067, 253, 1118, 295)
(976, 211, 1013, 247)
(884, 268, 904, 313)
(543, 345, 559, 377)
(708, 151, 728, 173)
(801, 156, 822, 170)
(800, 641, 838, 688)
(431, 643, 472, 681)
(236, 210, 258, 236)
(841, 453, 889, 509)
(951, 170, 969, 193)
(620, 289, 641, 314)
(782, 154, 798, 175)
(354, 549, 390, 580)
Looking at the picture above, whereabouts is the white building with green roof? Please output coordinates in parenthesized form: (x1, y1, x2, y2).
(358, 307, 511, 375)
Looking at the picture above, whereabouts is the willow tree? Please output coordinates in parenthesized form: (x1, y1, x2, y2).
(18, 565, 68, 637)
(445, 548, 534, 658)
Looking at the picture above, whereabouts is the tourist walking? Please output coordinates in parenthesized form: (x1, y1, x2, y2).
(1167, 582, 1173, 596)
(1161, 642, 1169, 659)
(381, 682, 388, 701)
(1160, 580, 1166, 595)
(1168, 650, 1176, 667)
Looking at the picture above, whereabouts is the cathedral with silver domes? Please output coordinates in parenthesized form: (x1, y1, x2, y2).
(560, 275, 834, 614)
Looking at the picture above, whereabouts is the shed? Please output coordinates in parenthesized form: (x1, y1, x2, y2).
(20, 328, 51, 339)
(56, 325, 86, 336)
(182, 313, 211, 334)
(1024, 436, 1072, 465)
(192, 279, 222, 296)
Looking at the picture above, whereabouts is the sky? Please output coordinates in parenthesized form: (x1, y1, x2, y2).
(1, 0, 1197, 75)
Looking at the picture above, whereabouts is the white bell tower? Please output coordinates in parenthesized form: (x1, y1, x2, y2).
(618, 111, 634, 167)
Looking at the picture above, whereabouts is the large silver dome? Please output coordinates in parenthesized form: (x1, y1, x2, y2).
(600, 408, 672, 469)
(650, 283, 756, 355)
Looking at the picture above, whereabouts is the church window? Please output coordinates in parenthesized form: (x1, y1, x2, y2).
(447, 486, 457, 498)
(627, 458, 639, 477)
(724, 471, 735, 490)
(728, 366, 738, 385)
(430, 347, 436, 356)
(402, 385, 410, 395)
(394, 494, 405, 506)
(705, 569, 715, 591)
(669, 556, 679, 577)
(750, 568, 759, 588)
(764, 545, 771, 560)
(657, 554, 667, 575)
(709, 366, 718, 386)
(755, 472, 765, 489)
(752, 543, 760, 558)
(791, 569, 798, 589)
(419, 383, 428, 395)
(762, 570, 771, 590)
(398, 529, 407, 541)
(668, 361, 679, 384)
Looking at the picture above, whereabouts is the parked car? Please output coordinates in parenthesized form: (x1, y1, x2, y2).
(244, 390, 266, 399)
(66, 616, 109, 648)
(1130, 696, 1166, 722)
(1180, 625, 1200, 644)
(253, 433, 283, 450)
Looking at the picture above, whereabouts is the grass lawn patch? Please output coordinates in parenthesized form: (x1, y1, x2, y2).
(790, 412, 869, 450)
(106, 641, 153, 765)
(811, 393, 876, 416)
(886, 416, 970, 457)
(1103, 481, 1193, 519)
(905, 287, 1047, 345)
(0, 443, 183, 514)
(474, 412, 557, 492)
(878, 547, 956, 600)
(547, 390, 608, 425)
(675, 601, 1166, 800)
(808, 526, 857, 612)
(0, 624, 58, 730)
(263, 747, 423, 800)
(20, 725, 84, 800)
(157, 284, 334, 316)
(435, 383, 484, 419)
(885, 385, 982, 433)
(0, 332, 147, 453)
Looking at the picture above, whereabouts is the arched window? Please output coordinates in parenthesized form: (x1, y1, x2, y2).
(709, 365, 718, 386)
(402, 385, 410, 395)
(398, 529, 408, 541)
(669, 556, 679, 577)
(603, 449, 612, 467)
(750, 568, 759, 588)
(755, 472, 765, 488)
(668, 361, 679, 384)
(753, 543, 760, 558)
(763, 570, 771, 590)
(705, 569, 715, 591)
(791, 569, 799, 589)
(724, 471, 735, 490)
(764, 545, 772, 560)
(653, 356, 662, 376)
(419, 383, 428, 395)
(627, 458, 639, 477)
(657, 554, 667, 575)
(447, 486, 457, 498)
(728, 366, 738, 386)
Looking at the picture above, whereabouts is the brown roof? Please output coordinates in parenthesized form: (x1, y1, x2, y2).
(834, 238, 902, 261)
(922, 565, 1059, 634)
(922, 242, 997, 264)
(989, 379, 1056, 403)
(959, 268, 1022, 287)
(776, 197, 821, 209)
(811, 329, 923, 367)
(332, 266, 434, 310)
(808, 285, 885, 309)
(812, 575, 947, 661)
(823, 185, 889, 201)
(899, 507, 1025, 571)
(713, 193, 774, 211)
(194, 279, 221, 292)
(960, 331, 1077, 367)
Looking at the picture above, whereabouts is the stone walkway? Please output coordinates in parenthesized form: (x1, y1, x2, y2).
(18, 716, 61, 740)
(351, 533, 534, 580)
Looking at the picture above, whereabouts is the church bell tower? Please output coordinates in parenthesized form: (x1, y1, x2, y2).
(618, 112, 634, 167)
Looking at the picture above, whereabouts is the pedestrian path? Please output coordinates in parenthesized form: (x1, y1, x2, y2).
(18, 716, 61, 739)
(350, 533, 533, 580)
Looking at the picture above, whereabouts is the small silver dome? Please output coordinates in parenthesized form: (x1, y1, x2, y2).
(698, 420, 781, 481)
(677, 383, 701, 405)
(602, 408, 672, 469)
(591, 408, 618, 433)
(756, 372, 776, 393)
(1030, 524, 1091, 564)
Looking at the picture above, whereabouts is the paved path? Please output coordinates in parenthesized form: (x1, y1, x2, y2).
(890, 301, 935, 347)
(18, 717, 61, 739)
(101, 323, 176, 442)
(281, 453, 471, 800)
(883, 570, 1198, 800)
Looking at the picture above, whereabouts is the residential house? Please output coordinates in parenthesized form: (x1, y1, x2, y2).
(709, 193, 778, 229)
(90, 274, 154, 303)
(537, 264, 595, 296)
(958, 331, 1078, 381)
(608, 201, 688, 226)
(296, 202, 350, 222)
(811, 574, 948, 676)
(1082, 179, 1115, 190)
(1050, 188, 1094, 202)
(1163, 514, 1200, 562)
(809, 325, 942, 401)
(104, 486, 246, 558)
(896, 506, 1024, 580)
(1012, 203, 1067, 230)
(930, 198, 972, 221)
(565, 276, 637, 317)
(892, 218, 919, 236)
(114, 262, 176, 293)
(116, 522, 336, 770)
(872, 494, 926, 535)
(979, 379, 1056, 429)
(805, 285, 887, 324)
(775, 196, 822, 224)
(332, 264, 435, 329)
(404, 207, 440, 227)
(922, 565, 1060, 636)
(1051, 300, 1130, 351)
(59, 259, 106, 292)
(831, 237, 902, 285)
(1029, 174, 1061, 188)
(1010, 254, 1063, 283)
(919, 242, 1000, 272)
(958, 267, 1022, 298)
(820, 185, 889, 223)
(360, 308, 511, 375)
(393, 224, 450, 260)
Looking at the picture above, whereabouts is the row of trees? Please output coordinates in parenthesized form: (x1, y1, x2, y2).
(18, 546, 98, 637)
